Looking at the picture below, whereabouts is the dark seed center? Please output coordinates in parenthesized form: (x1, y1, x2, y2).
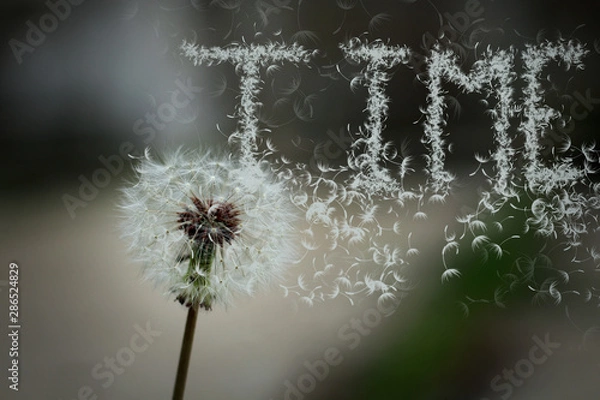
(177, 197, 241, 247)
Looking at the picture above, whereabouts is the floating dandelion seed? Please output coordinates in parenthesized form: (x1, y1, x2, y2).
(119, 147, 298, 310)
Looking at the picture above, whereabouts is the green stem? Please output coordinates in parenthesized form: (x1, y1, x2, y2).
(172, 305, 199, 400)
(172, 242, 216, 398)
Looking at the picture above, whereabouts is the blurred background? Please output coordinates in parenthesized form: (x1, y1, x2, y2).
(1, 0, 600, 399)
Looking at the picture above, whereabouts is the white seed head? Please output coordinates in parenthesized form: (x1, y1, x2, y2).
(119, 148, 298, 310)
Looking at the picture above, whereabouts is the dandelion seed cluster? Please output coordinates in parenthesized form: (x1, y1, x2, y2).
(272, 135, 421, 307)
(120, 148, 297, 310)
(439, 41, 600, 310)
(275, 38, 600, 309)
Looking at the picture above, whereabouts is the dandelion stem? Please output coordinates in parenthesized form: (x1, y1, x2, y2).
(172, 305, 199, 400)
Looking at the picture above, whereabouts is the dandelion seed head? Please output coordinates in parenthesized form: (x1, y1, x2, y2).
(120, 148, 297, 310)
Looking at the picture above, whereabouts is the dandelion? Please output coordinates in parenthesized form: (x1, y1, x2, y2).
(119, 147, 297, 399)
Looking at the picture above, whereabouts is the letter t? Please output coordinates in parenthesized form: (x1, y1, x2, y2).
(181, 40, 313, 166)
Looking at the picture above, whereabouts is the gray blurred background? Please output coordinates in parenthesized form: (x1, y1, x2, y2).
(1, 0, 600, 399)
